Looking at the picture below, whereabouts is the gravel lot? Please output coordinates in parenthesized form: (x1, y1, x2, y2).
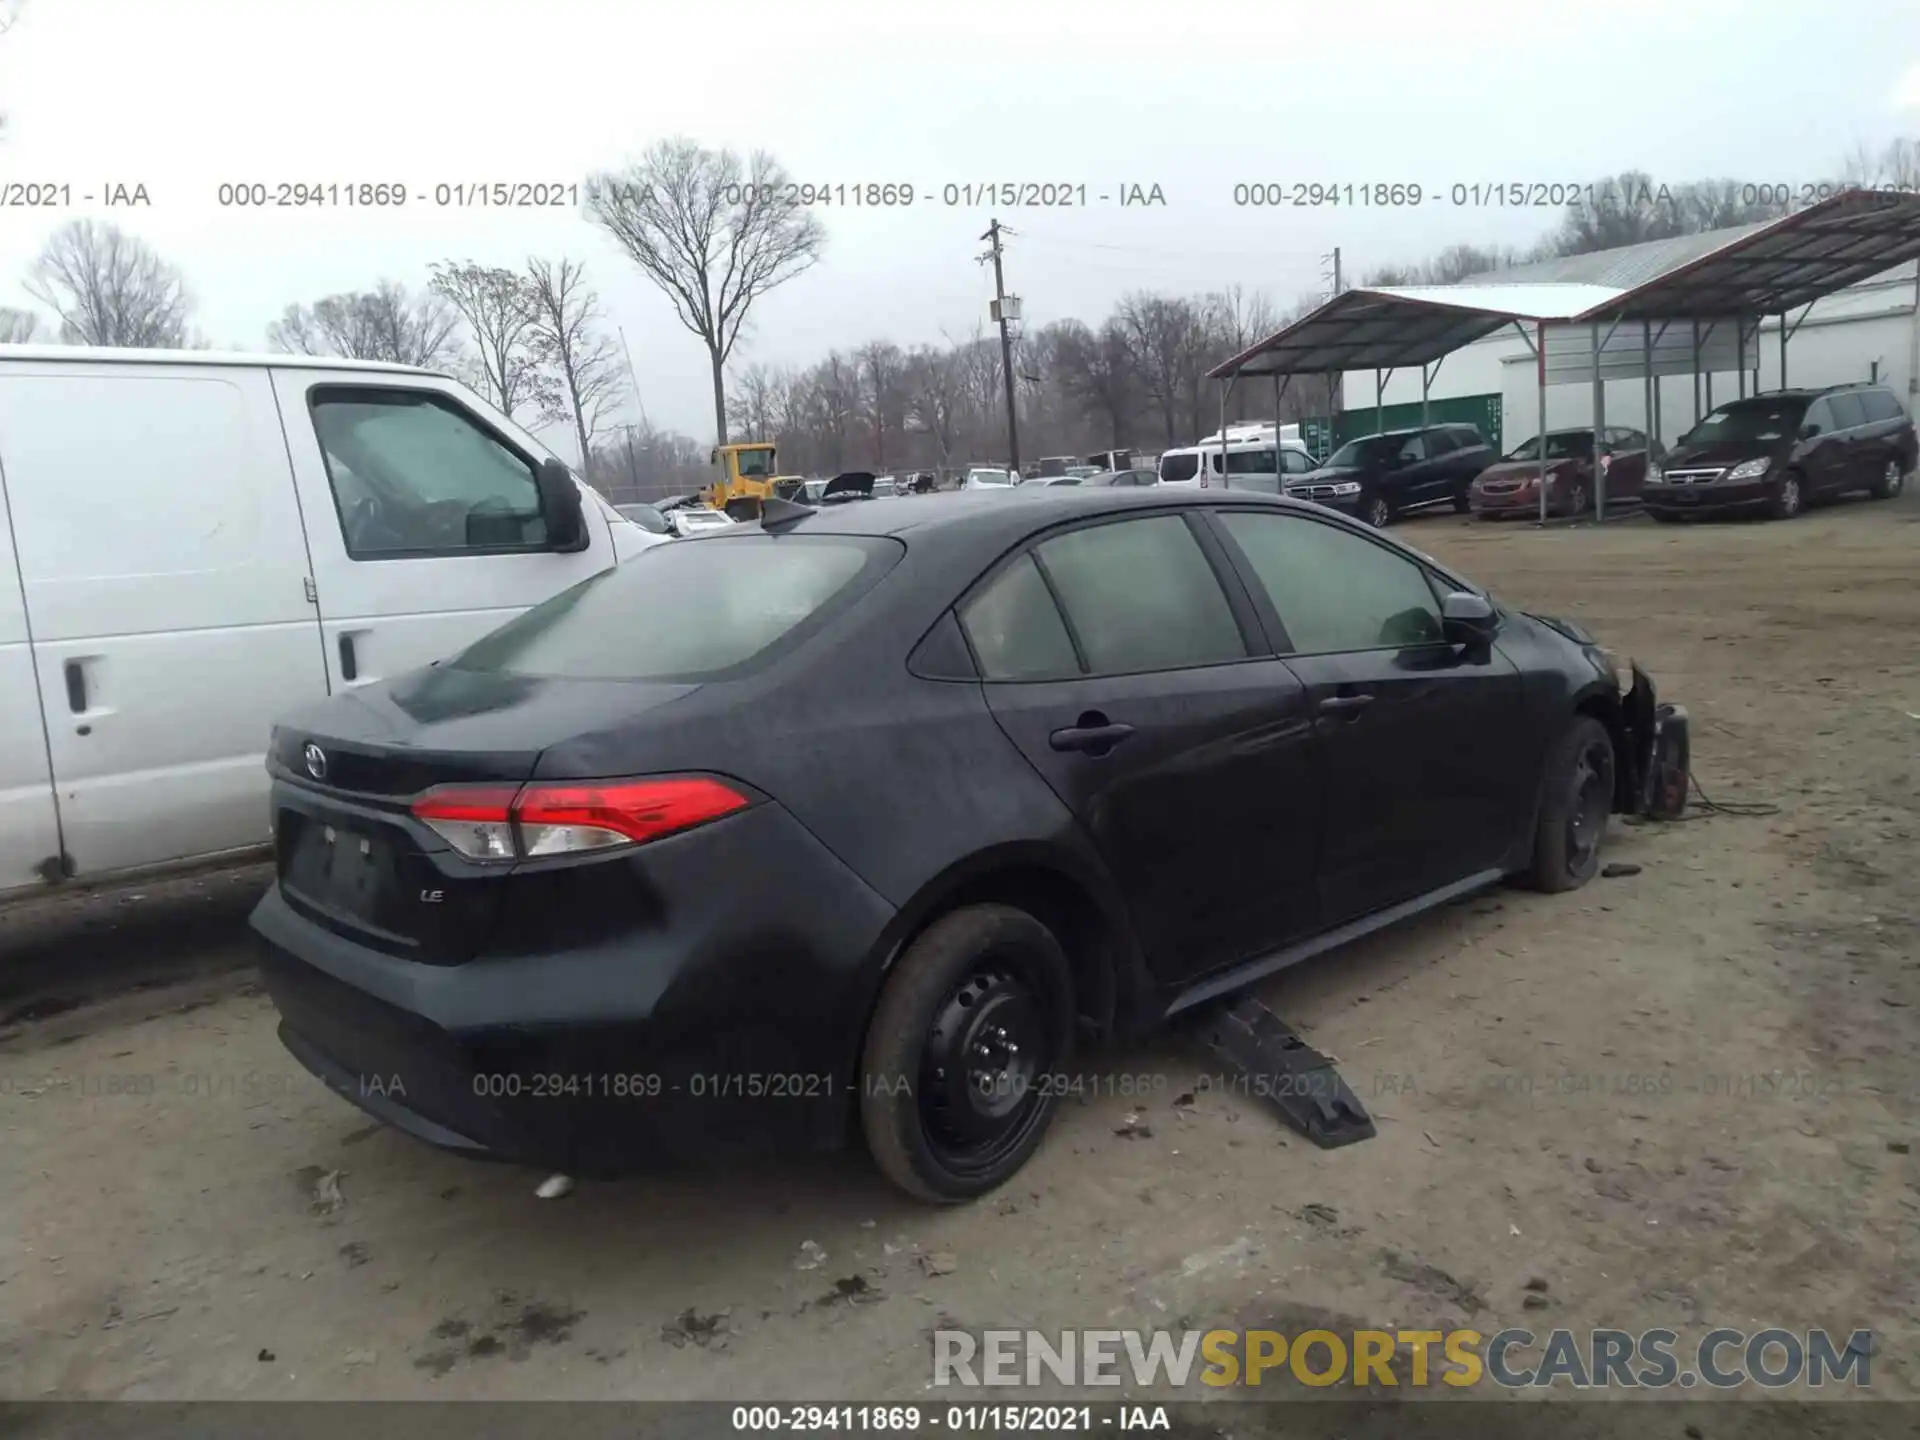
(3, 492, 1917, 1406)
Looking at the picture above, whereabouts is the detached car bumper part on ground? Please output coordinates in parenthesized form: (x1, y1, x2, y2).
(252, 490, 1686, 1203)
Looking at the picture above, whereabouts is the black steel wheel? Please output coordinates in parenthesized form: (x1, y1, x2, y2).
(1521, 716, 1616, 893)
(860, 904, 1074, 1203)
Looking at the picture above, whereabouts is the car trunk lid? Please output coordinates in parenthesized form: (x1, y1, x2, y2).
(269, 667, 701, 963)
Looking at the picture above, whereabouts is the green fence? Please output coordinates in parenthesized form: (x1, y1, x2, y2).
(1301, 393, 1503, 460)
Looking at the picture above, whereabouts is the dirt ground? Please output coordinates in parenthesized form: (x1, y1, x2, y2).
(3, 492, 1917, 1407)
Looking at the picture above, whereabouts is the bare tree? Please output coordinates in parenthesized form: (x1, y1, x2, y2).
(1052, 318, 1136, 447)
(728, 362, 784, 449)
(25, 220, 194, 347)
(524, 257, 623, 466)
(267, 280, 460, 366)
(856, 340, 908, 467)
(1842, 139, 1920, 193)
(0, 306, 37, 342)
(586, 139, 826, 446)
(429, 261, 550, 421)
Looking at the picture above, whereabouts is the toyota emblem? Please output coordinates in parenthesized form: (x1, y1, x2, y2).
(303, 743, 328, 781)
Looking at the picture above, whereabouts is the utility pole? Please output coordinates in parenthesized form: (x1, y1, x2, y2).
(980, 219, 1022, 472)
(1319, 247, 1344, 456)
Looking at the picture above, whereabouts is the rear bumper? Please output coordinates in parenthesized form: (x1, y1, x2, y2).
(250, 801, 900, 1176)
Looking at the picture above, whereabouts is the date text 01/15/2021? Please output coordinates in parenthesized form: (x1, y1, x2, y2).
(730, 1405, 1171, 1432)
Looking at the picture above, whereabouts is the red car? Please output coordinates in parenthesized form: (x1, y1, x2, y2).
(1469, 427, 1656, 519)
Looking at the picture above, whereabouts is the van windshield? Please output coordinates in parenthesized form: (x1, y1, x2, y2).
(452, 535, 902, 681)
(1679, 399, 1806, 446)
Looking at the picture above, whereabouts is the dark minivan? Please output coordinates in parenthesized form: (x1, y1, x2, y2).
(1644, 383, 1914, 521)
(1286, 424, 1494, 528)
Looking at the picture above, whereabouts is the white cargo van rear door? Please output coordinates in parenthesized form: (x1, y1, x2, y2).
(0, 361, 331, 879)
(0, 449, 61, 896)
(269, 369, 617, 688)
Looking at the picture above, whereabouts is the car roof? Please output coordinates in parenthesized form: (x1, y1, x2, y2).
(742, 485, 1335, 543)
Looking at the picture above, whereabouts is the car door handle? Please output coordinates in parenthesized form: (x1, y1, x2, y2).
(1049, 718, 1136, 754)
(338, 633, 359, 683)
(1317, 693, 1375, 715)
(64, 660, 87, 713)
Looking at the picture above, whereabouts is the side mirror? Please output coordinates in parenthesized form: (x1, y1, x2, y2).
(535, 458, 589, 552)
(1441, 590, 1498, 643)
(1799, 422, 1820, 440)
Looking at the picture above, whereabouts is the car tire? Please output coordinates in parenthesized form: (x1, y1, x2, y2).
(859, 903, 1075, 1204)
(1521, 716, 1616, 894)
(1768, 471, 1803, 520)
(1363, 492, 1393, 528)
(1869, 460, 1905, 500)
(1565, 481, 1588, 518)
(1647, 508, 1682, 524)
(1452, 489, 1472, 514)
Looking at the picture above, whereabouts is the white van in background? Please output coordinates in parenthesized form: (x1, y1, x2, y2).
(0, 346, 666, 904)
(1157, 422, 1318, 493)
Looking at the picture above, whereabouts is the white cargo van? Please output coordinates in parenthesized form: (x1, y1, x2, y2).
(1156, 422, 1316, 493)
(0, 346, 665, 903)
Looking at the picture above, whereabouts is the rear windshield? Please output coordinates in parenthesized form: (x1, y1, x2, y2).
(1159, 452, 1201, 482)
(451, 535, 901, 681)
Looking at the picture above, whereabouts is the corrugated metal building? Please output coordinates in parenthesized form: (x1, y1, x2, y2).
(1339, 227, 1920, 450)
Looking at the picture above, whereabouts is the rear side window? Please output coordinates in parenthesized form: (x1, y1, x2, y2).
(454, 535, 899, 680)
(959, 554, 1080, 681)
(1425, 429, 1458, 456)
(1858, 388, 1905, 423)
(1825, 393, 1867, 430)
(1036, 516, 1246, 675)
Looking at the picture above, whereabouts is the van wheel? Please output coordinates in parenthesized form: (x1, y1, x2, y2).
(1363, 493, 1393, 528)
(1768, 472, 1803, 520)
(1521, 716, 1615, 893)
(860, 904, 1074, 1204)
(1870, 460, 1905, 500)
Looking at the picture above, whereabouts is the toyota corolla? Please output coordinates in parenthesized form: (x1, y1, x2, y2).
(252, 488, 1675, 1203)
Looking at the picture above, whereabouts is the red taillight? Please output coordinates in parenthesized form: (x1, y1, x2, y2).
(410, 777, 750, 862)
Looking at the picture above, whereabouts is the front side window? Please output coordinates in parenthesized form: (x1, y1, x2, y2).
(1281, 448, 1316, 474)
(1425, 429, 1458, 457)
(1225, 447, 1277, 475)
(1036, 516, 1246, 675)
(1394, 434, 1428, 465)
(1218, 511, 1445, 655)
(311, 390, 546, 558)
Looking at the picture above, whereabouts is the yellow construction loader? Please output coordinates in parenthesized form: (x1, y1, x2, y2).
(703, 442, 780, 521)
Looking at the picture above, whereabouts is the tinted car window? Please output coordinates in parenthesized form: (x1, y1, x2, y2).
(1159, 452, 1200, 482)
(1825, 393, 1868, 430)
(1395, 433, 1428, 464)
(1452, 426, 1484, 446)
(454, 535, 897, 680)
(1425, 429, 1458, 457)
(1037, 516, 1246, 675)
(1801, 399, 1834, 436)
(1280, 448, 1316, 474)
(1225, 447, 1277, 475)
(1218, 512, 1445, 654)
(1681, 397, 1807, 445)
(959, 553, 1081, 681)
(1858, 388, 1905, 423)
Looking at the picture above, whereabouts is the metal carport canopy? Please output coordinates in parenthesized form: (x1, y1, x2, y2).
(1210, 189, 1920, 379)
(1207, 283, 1622, 378)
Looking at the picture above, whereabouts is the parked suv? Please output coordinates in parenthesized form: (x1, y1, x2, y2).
(1469, 427, 1658, 520)
(1285, 424, 1494, 527)
(1644, 384, 1915, 521)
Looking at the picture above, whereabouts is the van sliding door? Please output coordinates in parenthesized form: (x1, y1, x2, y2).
(0, 439, 62, 894)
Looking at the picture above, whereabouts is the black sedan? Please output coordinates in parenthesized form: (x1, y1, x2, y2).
(252, 488, 1667, 1203)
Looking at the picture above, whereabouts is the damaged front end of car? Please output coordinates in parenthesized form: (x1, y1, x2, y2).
(1619, 660, 1690, 821)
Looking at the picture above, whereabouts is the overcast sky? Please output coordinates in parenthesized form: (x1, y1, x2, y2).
(2, 0, 1918, 451)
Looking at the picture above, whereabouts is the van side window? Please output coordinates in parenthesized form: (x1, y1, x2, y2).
(1224, 447, 1277, 475)
(309, 389, 549, 559)
(1825, 393, 1867, 431)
